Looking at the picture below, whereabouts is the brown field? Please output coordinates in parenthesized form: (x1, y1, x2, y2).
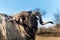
(36, 36, 60, 40)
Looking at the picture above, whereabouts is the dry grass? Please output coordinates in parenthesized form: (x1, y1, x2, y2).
(36, 36, 60, 40)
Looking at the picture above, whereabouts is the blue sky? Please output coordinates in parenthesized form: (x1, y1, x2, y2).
(0, 0, 60, 27)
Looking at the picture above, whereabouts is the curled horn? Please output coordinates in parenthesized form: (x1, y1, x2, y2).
(32, 12, 53, 25)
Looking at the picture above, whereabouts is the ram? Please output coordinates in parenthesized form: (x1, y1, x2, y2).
(0, 11, 53, 40)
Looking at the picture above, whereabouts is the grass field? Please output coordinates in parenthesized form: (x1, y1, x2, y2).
(36, 36, 60, 40)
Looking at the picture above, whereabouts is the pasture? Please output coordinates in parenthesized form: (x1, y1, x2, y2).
(36, 36, 60, 40)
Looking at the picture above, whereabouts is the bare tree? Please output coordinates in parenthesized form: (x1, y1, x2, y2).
(54, 9, 60, 32)
(32, 8, 47, 16)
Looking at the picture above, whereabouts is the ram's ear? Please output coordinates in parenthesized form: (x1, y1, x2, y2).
(13, 15, 19, 22)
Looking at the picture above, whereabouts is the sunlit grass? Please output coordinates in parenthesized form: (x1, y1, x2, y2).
(36, 36, 60, 40)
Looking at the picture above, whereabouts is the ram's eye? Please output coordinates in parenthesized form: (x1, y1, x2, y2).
(22, 16, 25, 20)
